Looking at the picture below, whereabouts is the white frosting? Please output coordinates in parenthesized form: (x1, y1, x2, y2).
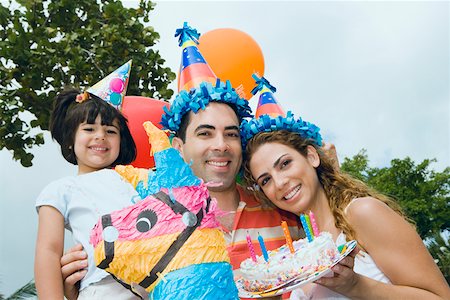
(240, 232, 340, 292)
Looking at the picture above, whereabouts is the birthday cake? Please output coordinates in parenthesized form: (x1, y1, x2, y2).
(90, 122, 238, 299)
(239, 232, 340, 292)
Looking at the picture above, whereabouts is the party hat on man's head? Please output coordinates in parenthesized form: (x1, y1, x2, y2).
(251, 74, 285, 118)
(84, 60, 132, 110)
(176, 22, 216, 92)
(240, 74, 322, 148)
(160, 23, 252, 134)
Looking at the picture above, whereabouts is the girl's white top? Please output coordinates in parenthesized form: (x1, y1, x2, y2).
(36, 169, 140, 290)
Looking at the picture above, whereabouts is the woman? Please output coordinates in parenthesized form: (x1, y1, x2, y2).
(241, 128, 449, 299)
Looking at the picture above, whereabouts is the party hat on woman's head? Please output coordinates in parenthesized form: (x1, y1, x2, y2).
(176, 22, 216, 92)
(161, 23, 252, 134)
(251, 74, 285, 118)
(80, 60, 132, 110)
(240, 74, 322, 148)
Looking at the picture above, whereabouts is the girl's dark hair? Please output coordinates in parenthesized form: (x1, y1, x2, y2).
(50, 88, 136, 166)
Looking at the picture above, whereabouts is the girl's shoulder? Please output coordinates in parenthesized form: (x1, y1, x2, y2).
(46, 169, 118, 185)
(42, 175, 78, 190)
(37, 175, 80, 201)
(39, 169, 130, 198)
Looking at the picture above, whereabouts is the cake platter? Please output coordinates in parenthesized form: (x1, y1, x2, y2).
(235, 240, 357, 298)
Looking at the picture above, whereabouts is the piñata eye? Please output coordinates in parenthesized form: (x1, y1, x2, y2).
(136, 209, 157, 232)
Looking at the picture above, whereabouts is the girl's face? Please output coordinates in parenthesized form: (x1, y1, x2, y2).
(74, 115, 121, 174)
(249, 142, 321, 215)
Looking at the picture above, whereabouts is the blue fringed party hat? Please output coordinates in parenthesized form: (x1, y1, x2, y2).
(240, 74, 322, 148)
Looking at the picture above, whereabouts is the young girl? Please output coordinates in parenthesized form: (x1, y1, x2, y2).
(34, 88, 140, 299)
(242, 129, 450, 299)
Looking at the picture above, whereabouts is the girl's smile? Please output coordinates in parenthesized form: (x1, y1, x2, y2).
(75, 115, 121, 174)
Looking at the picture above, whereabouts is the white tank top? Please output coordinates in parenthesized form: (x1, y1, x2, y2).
(290, 200, 391, 299)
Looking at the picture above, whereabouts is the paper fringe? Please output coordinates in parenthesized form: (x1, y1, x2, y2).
(240, 111, 323, 150)
(161, 79, 253, 134)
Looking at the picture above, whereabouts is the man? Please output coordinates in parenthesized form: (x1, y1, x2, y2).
(60, 81, 301, 299)
(169, 101, 301, 268)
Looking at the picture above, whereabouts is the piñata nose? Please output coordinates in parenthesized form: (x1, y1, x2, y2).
(102, 225, 119, 242)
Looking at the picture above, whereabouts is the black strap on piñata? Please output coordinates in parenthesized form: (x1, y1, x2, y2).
(138, 191, 209, 289)
(97, 190, 212, 292)
(97, 214, 115, 269)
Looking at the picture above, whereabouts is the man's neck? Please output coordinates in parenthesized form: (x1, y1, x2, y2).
(209, 185, 241, 212)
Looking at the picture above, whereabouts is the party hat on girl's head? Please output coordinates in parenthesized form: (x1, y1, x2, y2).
(240, 74, 323, 148)
(251, 74, 285, 118)
(84, 60, 132, 110)
(160, 23, 252, 133)
(175, 22, 217, 92)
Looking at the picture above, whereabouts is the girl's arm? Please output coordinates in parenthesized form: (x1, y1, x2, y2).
(35, 205, 65, 299)
(337, 197, 450, 299)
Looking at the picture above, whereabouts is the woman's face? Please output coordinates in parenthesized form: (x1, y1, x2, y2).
(249, 142, 321, 215)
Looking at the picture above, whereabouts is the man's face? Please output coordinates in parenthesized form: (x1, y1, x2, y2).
(173, 102, 242, 192)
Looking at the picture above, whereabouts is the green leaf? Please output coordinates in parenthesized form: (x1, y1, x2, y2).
(1, 0, 174, 167)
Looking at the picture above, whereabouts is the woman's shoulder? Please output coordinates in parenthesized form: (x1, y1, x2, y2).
(345, 196, 390, 218)
(344, 197, 401, 235)
(345, 196, 411, 245)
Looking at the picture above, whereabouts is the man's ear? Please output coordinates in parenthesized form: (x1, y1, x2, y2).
(171, 137, 184, 154)
(306, 145, 320, 168)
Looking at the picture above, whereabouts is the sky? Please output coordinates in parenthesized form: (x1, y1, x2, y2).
(0, 0, 449, 296)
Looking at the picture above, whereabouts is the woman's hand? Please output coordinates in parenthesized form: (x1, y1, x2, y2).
(60, 243, 88, 300)
(314, 246, 360, 295)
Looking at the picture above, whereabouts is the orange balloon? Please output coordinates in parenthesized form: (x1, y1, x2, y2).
(199, 28, 264, 100)
(122, 96, 170, 169)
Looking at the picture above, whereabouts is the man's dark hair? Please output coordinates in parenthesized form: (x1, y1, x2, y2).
(175, 101, 241, 142)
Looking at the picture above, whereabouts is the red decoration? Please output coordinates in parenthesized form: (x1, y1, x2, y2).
(122, 96, 170, 169)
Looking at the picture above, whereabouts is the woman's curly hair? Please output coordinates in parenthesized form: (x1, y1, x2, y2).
(243, 130, 410, 242)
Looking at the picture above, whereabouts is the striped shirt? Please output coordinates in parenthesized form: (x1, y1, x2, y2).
(224, 185, 302, 270)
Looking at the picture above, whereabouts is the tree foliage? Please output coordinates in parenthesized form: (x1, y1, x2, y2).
(427, 231, 450, 284)
(341, 150, 449, 240)
(341, 150, 450, 281)
(0, 0, 175, 167)
(2, 279, 36, 299)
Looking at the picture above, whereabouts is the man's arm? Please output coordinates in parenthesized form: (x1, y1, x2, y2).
(60, 243, 88, 300)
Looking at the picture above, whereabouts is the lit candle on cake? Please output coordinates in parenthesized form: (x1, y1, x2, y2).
(300, 214, 313, 242)
(257, 233, 269, 262)
(309, 210, 320, 237)
(281, 221, 295, 253)
(246, 232, 257, 262)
